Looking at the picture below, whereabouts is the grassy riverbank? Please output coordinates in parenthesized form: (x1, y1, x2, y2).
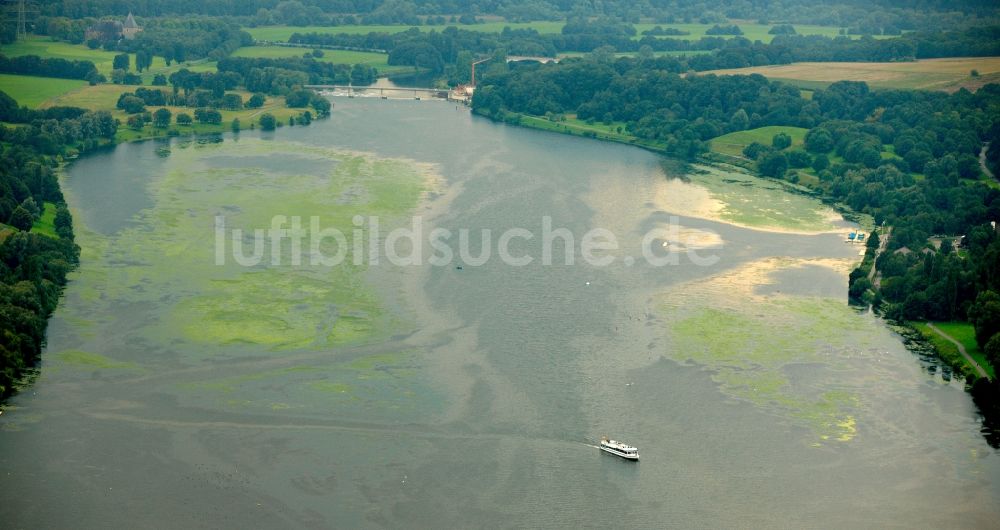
(476, 110, 671, 154)
(912, 321, 995, 380)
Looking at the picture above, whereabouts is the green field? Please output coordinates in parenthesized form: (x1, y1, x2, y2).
(0, 73, 87, 108)
(31, 202, 57, 238)
(1, 36, 217, 85)
(0, 37, 120, 72)
(231, 45, 415, 74)
(247, 21, 872, 44)
(709, 126, 809, 158)
(703, 57, 1000, 92)
(246, 21, 565, 41)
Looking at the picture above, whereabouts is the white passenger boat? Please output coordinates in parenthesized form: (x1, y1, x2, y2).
(599, 437, 639, 460)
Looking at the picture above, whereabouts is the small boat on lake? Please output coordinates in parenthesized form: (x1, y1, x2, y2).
(599, 437, 639, 460)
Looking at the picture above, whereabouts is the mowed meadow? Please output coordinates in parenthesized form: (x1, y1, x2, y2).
(703, 57, 1000, 92)
(0, 73, 87, 108)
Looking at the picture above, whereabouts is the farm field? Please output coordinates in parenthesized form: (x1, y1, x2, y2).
(702, 57, 1000, 92)
(246, 21, 565, 41)
(0, 37, 119, 71)
(246, 21, 861, 43)
(231, 46, 415, 74)
(1, 36, 217, 84)
(709, 126, 809, 158)
(0, 73, 87, 107)
(39, 83, 134, 110)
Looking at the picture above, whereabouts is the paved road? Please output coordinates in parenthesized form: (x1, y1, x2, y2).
(926, 322, 989, 379)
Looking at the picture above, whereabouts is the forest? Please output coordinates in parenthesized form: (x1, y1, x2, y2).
(21, 0, 1000, 28)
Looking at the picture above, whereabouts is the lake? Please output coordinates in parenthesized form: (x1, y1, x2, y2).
(2, 98, 998, 527)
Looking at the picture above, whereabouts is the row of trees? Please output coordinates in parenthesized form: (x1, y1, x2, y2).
(113, 85, 330, 130)
(217, 56, 377, 91)
(117, 86, 249, 114)
(0, 54, 100, 82)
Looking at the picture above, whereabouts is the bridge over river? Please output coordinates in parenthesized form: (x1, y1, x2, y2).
(505, 55, 559, 63)
(305, 85, 451, 100)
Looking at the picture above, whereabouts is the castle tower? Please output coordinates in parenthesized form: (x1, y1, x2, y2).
(122, 12, 141, 39)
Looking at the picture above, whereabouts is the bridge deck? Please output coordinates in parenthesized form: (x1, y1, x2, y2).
(305, 85, 446, 93)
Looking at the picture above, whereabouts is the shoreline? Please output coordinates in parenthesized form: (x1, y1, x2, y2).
(31, 102, 997, 401)
(474, 105, 993, 388)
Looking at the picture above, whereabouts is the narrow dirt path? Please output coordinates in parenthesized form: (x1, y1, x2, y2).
(926, 322, 988, 379)
(981, 142, 995, 180)
(868, 226, 890, 287)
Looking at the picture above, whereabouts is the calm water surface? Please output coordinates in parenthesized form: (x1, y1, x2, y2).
(2, 99, 998, 528)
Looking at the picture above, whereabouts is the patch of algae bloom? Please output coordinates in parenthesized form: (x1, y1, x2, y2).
(56, 350, 139, 370)
(73, 138, 435, 353)
(182, 350, 423, 415)
(654, 164, 843, 234)
(661, 257, 868, 445)
(55, 138, 442, 418)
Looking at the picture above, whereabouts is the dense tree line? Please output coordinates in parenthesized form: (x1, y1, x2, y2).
(30, 16, 251, 65)
(217, 56, 376, 90)
(290, 24, 1000, 84)
(114, 19, 252, 63)
(472, 57, 810, 158)
(0, 90, 115, 397)
(0, 54, 100, 82)
(22, 0, 999, 31)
